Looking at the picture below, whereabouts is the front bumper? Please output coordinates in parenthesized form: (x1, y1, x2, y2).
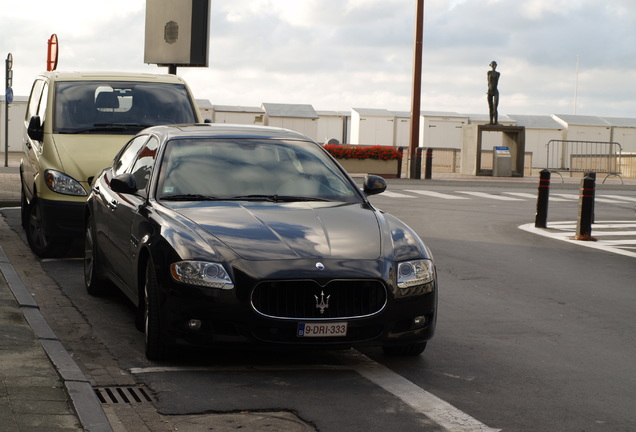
(38, 198, 86, 237)
(157, 280, 437, 350)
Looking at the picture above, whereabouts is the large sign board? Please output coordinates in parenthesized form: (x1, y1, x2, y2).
(144, 0, 210, 67)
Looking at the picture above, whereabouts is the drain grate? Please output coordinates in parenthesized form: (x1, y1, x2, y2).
(94, 386, 154, 404)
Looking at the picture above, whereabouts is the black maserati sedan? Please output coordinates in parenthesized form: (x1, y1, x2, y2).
(84, 124, 437, 360)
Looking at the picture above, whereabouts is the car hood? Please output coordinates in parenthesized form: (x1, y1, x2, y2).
(51, 134, 132, 184)
(174, 201, 382, 261)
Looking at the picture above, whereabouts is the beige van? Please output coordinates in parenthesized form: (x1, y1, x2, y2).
(20, 71, 202, 257)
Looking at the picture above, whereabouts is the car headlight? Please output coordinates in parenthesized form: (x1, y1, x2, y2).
(170, 261, 234, 289)
(396, 259, 435, 296)
(44, 169, 87, 196)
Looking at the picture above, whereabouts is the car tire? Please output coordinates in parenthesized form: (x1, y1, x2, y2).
(382, 342, 427, 356)
(25, 198, 70, 258)
(144, 258, 167, 360)
(84, 216, 108, 296)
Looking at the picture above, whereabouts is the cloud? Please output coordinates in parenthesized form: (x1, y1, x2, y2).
(2, 0, 635, 118)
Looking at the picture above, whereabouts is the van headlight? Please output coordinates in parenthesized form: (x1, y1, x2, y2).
(396, 259, 435, 297)
(44, 170, 87, 196)
(170, 261, 234, 289)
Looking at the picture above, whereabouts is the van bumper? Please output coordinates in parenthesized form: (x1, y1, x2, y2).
(39, 199, 85, 237)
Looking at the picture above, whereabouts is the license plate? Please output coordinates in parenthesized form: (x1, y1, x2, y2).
(297, 322, 348, 337)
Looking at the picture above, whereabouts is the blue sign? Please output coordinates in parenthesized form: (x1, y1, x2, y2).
(5, 87, 13, 104)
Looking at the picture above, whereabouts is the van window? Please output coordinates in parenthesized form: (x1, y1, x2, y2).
(26, 79, 45, 120)
(53, 81, 197, 134)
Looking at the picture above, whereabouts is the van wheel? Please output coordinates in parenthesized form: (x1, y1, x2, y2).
(20, 186, 29, 229)
(25, 198, 69, 258)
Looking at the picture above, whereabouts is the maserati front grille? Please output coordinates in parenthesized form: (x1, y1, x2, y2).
(251, 279, 387, 320)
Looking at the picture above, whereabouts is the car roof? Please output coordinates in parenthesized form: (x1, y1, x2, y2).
(36, 71, 188, 84)
(144, 123, 315, 142)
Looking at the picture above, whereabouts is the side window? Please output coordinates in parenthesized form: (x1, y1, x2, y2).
(37, 83, 49, 123)
(113, 135, 149, 176)
(26, 79, 45, 121)
(130, 137, 159, 192)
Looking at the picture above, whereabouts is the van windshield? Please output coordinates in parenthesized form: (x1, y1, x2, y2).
(54, 81, 197, 134)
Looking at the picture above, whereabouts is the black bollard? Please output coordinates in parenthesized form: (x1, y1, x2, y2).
(535, 169, 551, 228)
(397, 147, 406, 178)
(575, 175, 596, 241)
(415, 147, 423, 179)
(584, 172, 596, 223)
(424, 148, 433, 179)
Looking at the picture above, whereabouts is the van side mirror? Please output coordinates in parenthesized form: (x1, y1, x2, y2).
(27, 116, 44, 141)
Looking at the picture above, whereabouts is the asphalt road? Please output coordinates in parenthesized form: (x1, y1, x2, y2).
(1, 180, 635, 432)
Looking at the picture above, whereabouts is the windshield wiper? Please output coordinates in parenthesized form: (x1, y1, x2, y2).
(161, 194, 221, 201)
(232, 194, 328, 202)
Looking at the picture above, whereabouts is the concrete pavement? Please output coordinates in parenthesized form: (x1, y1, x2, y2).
(1, 150, 634, 431)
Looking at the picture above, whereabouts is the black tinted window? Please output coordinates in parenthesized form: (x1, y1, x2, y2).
(53, 81, 197, 133)
(157, 138, 361, 203)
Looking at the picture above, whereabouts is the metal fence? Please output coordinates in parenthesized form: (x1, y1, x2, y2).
(400, 147, 533, 176)
(546, 140, 622, 180)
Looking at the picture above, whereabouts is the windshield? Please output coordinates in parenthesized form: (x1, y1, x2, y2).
(156, 138, 363, 204)
(54, 81, 197, 134)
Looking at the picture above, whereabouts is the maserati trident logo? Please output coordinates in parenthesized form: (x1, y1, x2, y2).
(314, 291, 330, 315)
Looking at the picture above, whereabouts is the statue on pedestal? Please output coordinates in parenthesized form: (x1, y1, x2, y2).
(487, 61, 500, 125)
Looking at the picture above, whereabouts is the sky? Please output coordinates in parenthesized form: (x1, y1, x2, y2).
(2, 0, 636, 118)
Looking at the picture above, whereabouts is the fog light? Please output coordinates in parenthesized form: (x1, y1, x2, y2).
(187, 319, 202, 331)
(413, 316, 427, 327)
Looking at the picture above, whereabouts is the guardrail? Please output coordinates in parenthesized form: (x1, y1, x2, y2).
(399, 147, 533, 177)
(546, 140, 622, 182)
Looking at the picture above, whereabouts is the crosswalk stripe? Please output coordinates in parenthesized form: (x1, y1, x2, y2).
(404, 190, 469, 200)
(503, 192, 571, 202)
(455, 191, 523, 201)
(378, 190, 635, 204)
(381, 191, 417, 198)
(552, 193, 632, 203)
(602, 195, 636, 202)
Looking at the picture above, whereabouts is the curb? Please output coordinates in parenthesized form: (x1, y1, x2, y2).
(0, 243, 114, 432)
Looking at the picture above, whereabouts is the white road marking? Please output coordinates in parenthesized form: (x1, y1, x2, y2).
(405, 190, 470, 200)
(519, 221, 636, 259)
(503, 192, 571, 202)
(455, 191, 523, 201)
(382, 191, 417, 198)
(343, 351, 501, 432)
(130, 350, 501, 432)
(602, 194, 636, 202)
(552, 193, 633, 203)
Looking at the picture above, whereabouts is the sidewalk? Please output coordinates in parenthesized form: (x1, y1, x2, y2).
(0, 150, 634, 431)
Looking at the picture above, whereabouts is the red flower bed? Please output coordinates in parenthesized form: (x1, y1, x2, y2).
(323, 144, 401, 160)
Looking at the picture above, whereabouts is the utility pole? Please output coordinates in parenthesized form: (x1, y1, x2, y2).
(408, 0, 424, 179)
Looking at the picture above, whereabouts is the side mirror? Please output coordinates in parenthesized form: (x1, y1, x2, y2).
(363, 175, 387, 196)
(110, 173, 138, 194)
(27, 116, 44, 141)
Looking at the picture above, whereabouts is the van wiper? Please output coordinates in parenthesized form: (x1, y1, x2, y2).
(60, 123, 152, 134)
